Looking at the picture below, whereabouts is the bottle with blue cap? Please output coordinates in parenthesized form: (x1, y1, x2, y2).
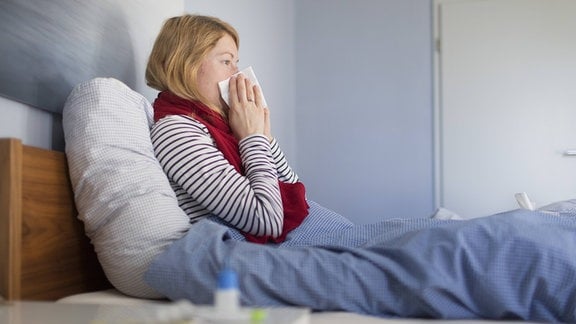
(215, 267, 240, 314)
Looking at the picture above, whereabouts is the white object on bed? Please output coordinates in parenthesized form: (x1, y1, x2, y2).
(62, 78, 191, 298)
(515, 192, 536, 210)
(430, 207, 463, 220)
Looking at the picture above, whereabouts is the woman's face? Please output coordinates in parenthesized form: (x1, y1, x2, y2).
(197, 34, 239, 113)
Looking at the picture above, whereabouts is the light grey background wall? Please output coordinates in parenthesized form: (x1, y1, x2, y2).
(295, 0, 434, 223)
(0, 95, 52, 149)
(0, 0, 435, 224)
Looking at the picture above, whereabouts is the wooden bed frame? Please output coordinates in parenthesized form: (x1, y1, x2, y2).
(0, 137, 111, 301)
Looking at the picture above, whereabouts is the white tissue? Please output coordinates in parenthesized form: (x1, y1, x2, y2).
(218, 66, 268, 108)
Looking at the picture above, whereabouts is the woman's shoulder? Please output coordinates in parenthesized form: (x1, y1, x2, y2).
(151, 114, 210, 134)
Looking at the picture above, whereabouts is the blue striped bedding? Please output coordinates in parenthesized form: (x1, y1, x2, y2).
(144, 200, 576, 322)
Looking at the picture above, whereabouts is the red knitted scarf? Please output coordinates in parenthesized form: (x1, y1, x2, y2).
(153, 91, 308, 243)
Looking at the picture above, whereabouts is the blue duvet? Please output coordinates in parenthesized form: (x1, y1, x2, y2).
(144, 200, 576, 322)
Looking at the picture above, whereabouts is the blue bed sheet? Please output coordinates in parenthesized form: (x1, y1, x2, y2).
(144, 200, 576, 322)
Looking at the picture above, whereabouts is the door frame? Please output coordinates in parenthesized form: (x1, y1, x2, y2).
(432, 0, 469, 209)
(433, 0, 496, 210)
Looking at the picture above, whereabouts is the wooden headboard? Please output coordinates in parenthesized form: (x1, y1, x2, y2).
(0, 138, 111, 301)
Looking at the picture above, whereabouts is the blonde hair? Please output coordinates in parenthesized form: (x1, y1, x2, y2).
(145, 15, 239, 104)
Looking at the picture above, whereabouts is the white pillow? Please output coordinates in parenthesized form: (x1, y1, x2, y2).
(63, 78, 191, 298)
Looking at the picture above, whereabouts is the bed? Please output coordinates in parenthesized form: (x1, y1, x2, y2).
(2, 78, 575, 323)
(0, 136, 391, 323)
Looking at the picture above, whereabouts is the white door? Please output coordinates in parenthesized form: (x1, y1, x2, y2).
(435, 0, 576, 218)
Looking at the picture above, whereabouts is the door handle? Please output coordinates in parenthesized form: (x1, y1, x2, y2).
(564, 150, 576, 156)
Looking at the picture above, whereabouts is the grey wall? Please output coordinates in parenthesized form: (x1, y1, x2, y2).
(0, 95, 52, 149)
(295, 0, 434, 223)
(0, 0, 136, 114)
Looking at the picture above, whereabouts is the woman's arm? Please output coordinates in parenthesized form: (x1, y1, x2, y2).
(228, 75, 300, 184)
(269, 138, 299, 184)
(151, 115, 284, 238)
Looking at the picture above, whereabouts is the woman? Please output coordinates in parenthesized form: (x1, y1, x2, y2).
(145, 14, 308, 243)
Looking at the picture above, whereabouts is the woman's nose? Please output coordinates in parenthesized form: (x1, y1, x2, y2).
(232, 62, 240, 74)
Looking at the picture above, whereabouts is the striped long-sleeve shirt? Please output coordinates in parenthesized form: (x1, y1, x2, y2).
(150, 115, 300, 238)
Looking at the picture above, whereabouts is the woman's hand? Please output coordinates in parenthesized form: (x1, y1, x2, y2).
(228, 74, 270, 141)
